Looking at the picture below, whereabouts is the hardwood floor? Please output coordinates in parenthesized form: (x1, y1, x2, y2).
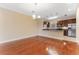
(0, 36, 79, 55)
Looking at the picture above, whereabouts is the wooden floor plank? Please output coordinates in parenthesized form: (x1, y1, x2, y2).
(0, 36, 78, 55)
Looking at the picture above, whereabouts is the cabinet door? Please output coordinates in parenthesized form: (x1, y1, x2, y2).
(71, 19, 76, 23)
(64, 30, 68, 36)
(57, 20, 64, 27)
(67, 19, 76, 23)
(63, 20, 68, 27)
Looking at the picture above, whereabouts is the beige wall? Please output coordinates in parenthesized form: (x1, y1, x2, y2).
(0, 8, 37, 42)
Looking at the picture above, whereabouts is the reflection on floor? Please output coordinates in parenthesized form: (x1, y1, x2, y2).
(0, 36, 79, 55)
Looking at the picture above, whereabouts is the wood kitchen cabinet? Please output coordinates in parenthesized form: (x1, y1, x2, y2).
(57, 18, 76, 36)
(64, 29, 68, 36)
(57, 18, 76, 27)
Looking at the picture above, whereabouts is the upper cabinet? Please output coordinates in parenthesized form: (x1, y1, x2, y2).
(57, 18, 76, 27)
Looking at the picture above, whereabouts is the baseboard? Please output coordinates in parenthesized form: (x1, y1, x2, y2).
(38, 34, 77, 43)
(0, 34, 78, 44)
(38, 34, 62, 40)
(0, 34, 37, 44)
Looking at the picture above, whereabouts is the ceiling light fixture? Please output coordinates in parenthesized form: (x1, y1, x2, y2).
(34, 3, 38, 5)
(32, 10, 36, 19)
(37, 15, 41, 18)
(32, 14, 41, 19)
(64, 14, 67, 16)
(48, 16, 58, 20)
(32, 3, 41, 19)
(32, 14, 36, 19)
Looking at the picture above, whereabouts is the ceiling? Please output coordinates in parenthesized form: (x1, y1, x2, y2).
(0, 3, 79, 20)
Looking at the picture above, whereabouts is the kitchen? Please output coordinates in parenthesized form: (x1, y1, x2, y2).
(41, 18, 76, 42)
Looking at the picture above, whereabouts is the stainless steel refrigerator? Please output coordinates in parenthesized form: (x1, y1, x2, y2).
(68, 23, 76, 37)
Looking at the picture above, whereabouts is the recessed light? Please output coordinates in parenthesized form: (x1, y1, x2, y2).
(64, 14, 67, 16)
(34, 3, 38, 5)
(46, 16, 48, 17)
(32, 14, 36, 19)
(56, 12, 58, 15)
(32, 10, 35, 13)
(37, 16, 41, 18)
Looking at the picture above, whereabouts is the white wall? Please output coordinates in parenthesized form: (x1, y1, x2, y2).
(0, 7, 37, 42)
(76, 8, 79, 43)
